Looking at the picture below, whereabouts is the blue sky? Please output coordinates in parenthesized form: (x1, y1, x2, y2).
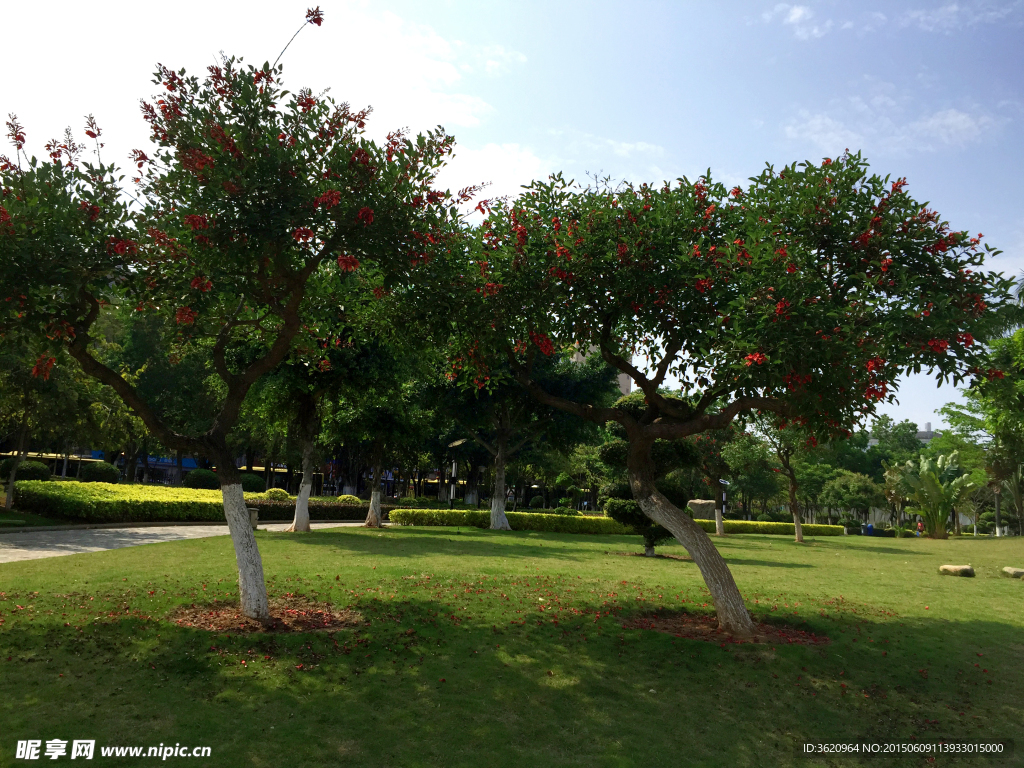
(4, 0, 1022, 430)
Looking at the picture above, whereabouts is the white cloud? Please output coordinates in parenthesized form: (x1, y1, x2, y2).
(784, 111, 863, 152)
(762, 3, 833, 38)
(899, 2, 1023, 32)
(783, 77, 1003, 156)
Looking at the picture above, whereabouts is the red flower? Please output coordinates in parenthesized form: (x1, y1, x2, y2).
(79, 201, 100, 221)
(477, 282, 502, 297)
(987, 368, 1005, 380)
(551, 216, 561, 233)
(529, 331, 554, 356)
(865, 382, 888, 401)
(336, 255, 360, 272)
(775, 299, 791, 316)
(786, 263, 797, 273)
(730, 186, 743, 198)
(314, 189, 341, 209)
(129, 149, 149, 169)
(356, 207, 374, 226)
(306, 6, 324, 25)
(175, 307, 198, 325)
(106, 238, 138, 257)
(180, 149, 215, 173)
(956, 332, 974, 347)
(190, 276, 213, 292)
(821, 158, 832, 166)
(694, 279, 713, 293)
(184, 214, 208, 231)
(292, 227, 314, 243)
(31, 354, 56, 381)
(926, 339, 949, 354)
(865, 357, 885, 373)
(744, 352, 766, 366)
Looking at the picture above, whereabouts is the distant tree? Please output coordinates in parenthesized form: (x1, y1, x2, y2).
(820, 471, 884, 524)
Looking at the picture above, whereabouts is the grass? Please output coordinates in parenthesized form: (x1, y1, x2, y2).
(0, 508, 63, 527)
(1, 528, 1022, 767)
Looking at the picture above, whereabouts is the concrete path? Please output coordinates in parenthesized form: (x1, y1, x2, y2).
(0, 523, 365, 564)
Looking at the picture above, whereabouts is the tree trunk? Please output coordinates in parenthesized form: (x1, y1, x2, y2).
(644, 543, 656, 557)
(288, 440, 314, 532)
(490, 439, 512, 530)
(788, 477, 804, 543)
(287, 396, 318, 533)
(61, 451, 69, 479)
(125, 446, 139, 485)
(175, 450, 184, 485)
(141, 448, 151, 483)
(365, 462, 384, 527)
(628, 438, 755, 638)
(4, 412, 29, 511)
(714, 483, 725, 536)
(219, 474, 270, 621)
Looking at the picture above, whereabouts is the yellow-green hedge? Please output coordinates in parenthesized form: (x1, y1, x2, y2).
(390, 508, 842, 537)
(12, 481, 376, 523)
(389, 509, 631, 534)
(697, 519, 843, 536)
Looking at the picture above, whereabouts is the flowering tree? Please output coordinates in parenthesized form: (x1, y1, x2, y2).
(448, 153, 1014, 636)
(0, 13, 462, 619)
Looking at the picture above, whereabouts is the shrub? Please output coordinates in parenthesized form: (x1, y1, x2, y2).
(0, 459, 51, 482)
(11, 480, 387, 523)
(389, 508, 630, 535)
(604, 498, 674, 552)
(550, 506, 581, 516)
(80, 462, 121, 484)
(183, 468, 219, 490)
(756, 513, 772, 522)
(528, 496, 545, 509)
(336, 494, 362, 504)
(264, 488, 291, 501)
(240, 473, 266, 493)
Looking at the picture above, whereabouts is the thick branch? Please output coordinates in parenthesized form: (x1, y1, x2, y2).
(645, 396, 790, 440)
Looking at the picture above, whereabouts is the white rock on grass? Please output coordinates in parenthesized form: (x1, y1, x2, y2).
(1002, 567, 1024, 579)
(939, 564, 975, 577)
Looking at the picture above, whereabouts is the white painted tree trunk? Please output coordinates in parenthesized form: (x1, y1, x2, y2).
(365, 465, 384, 527)
(342, 482, 357, 496)
(221, 483, 270, 621)
(287, 442, 314, 532)
(714, 487, 725, 536)
(644, 544, 656, 557)
(490, 446, 512, 530)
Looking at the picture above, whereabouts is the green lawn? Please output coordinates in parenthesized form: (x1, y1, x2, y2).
(1, 528, 1022, 767)
(0, 508, 64, 527)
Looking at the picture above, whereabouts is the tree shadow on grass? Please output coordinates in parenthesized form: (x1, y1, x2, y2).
(269, 526, 634, 565)
(722, 558, 814, 569)
(2, 584, 1021, 768)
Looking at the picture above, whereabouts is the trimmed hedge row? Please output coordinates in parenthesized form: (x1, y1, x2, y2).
(693, 519, 844, 536)
(389, 509, 631, 535)
(12, 481, 384, 523)
(389, 507, 842, 537)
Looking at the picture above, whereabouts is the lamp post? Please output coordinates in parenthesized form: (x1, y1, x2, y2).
(449, 459, 457, 510)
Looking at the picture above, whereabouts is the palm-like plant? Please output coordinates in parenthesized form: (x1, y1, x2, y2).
(901, 452, 974, 539)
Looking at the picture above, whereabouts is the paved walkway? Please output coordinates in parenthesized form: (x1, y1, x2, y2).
(0, 523, 364, 564)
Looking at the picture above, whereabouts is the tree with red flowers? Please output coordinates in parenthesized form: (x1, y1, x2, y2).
(444, 154, 1014, 636)
(0, 12, 463, 619)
